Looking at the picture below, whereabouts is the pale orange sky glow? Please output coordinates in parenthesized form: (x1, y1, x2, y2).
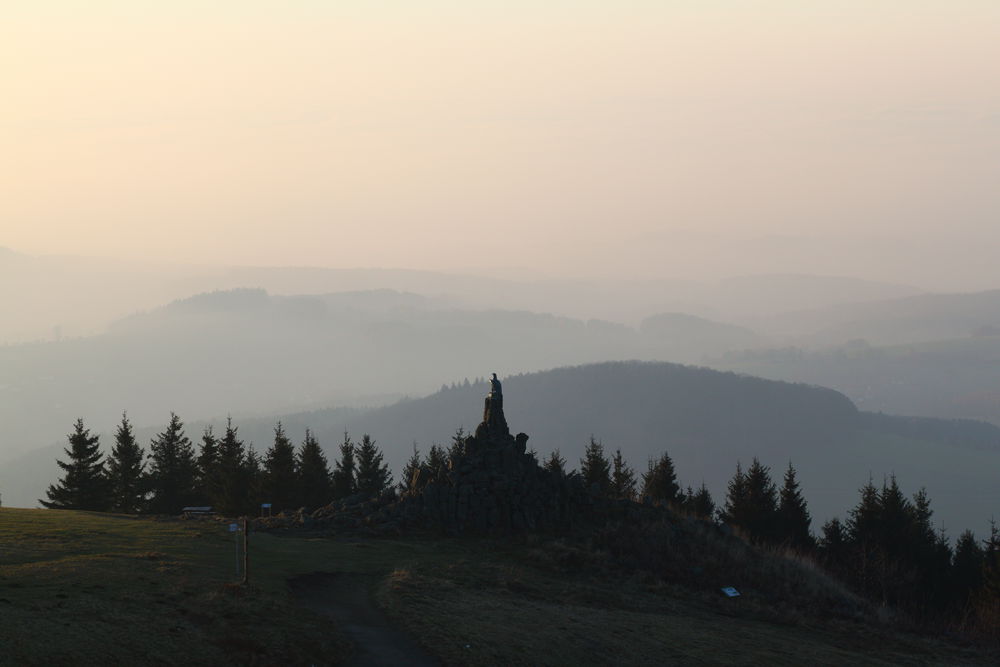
(3, 2, 999, 285)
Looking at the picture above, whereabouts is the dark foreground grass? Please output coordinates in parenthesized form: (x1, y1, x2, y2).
(0, 508, 349, 665)
(2, 508, 996, 666)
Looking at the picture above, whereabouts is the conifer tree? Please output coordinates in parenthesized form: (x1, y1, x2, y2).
(41, 418, 111, 511)
(743, 458, 779, 542)
(211, 417, 252, 515)
(106, 413, 146, 513)
(195, 426, 219, 502)
(847, 476, 881, 546)
(297, 429, 333, 510)
(610, 448, 637, 500)
(685, 482, 715, 520)
(819, 517, 850, 569)
(448, 427, 468, 459)
(424, 444, 448, 474)
(331, 431, 357, 499)
(776, 461, 814, 550)
(580, 436, 611, 495)
(399, 442, 422, 494)
(355, 434, 391, 499)
(263, 422, 297, 512)
(543, 449, 567, 475)
(982, 519, 1000, 607)
(641, 452, 680, 504)
(146, 413, 198, 514)
(246, 443, 263, 512)
(719, 461, 748, 526)
(951, 530, 984, 609)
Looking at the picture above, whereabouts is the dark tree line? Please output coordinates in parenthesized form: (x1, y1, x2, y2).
(42, 417, 999, 632)
(42, 415, 395, 516)
(540, 437, 999, 630)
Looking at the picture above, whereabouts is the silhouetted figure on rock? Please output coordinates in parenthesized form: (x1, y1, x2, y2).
(479, 372, 509, 438)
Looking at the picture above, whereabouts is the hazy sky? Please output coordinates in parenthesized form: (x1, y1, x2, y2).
(4, 1, 999, 285)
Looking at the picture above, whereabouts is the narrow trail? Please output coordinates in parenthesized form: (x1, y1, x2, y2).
(289, 573, 440, 667)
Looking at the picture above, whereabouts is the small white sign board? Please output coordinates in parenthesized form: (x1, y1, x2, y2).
(229, 523, 239, 532)
(261, 503, 272, 509)
(721, 587, 740, 597)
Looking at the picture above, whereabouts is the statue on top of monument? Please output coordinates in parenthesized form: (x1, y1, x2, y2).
(489, 372, 502, 398)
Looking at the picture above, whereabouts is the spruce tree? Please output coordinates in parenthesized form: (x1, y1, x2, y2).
(195, 426, 219, 503)
(246, 443, 263, 512)
(146, 413, 198, 514)
(719, 461, 748, 527)
(212, 417, 251, 516)
(424, 444, 448, 474)
(610, 448, 637, 500)
(355, 434, 391, 499)
(641, 452, 680, 504)
(297, 429, 333, 510)
(819, 517, 850, 570)
(580, 436, 611, 495)
(331, 431, 357, 499)
(982, 519, 1000, 607)
(41, 418, 110, 511)
(263, 422, 297, 512)
(399, 442, 422, 494)
(951, 530, 984, 609)
(448, 427, 468, 459)
(543, 449, 567, 475)
(743, 458, 778, 542)
(685, 482, 715, 519)
(776, 461, 813, 550)
(106, 413, 146, 513)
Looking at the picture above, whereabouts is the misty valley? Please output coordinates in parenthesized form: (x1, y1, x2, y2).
(2, 257, 1000, 664)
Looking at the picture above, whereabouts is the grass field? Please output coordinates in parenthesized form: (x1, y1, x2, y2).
(1, 508, 996, 666)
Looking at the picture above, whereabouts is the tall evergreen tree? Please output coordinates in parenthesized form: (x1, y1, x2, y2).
(211, 417, 252, 516)
(106, 413, 146, 513)
(146, 413, 198, 514)
(424, 444, 448, 474)
(399, 442, 422, 494)
(297, 429, 333, 510)
(819, 517, 850, 570)
(684, 482, 715, 519)
(641, 452, 680, 504)
(263, 422, 297, 512)
(195, 426, 219, 503)
(331, 431, 357, 499)
(580, 436, 611, 495)
(543, 449, 567, 475)
(776, 461, 814, 550)
(952, 530, 984, 609)
(355, 434, 391, 499)
(41, 418, 110, 511)
(246, 443, 263, 512)
(743, 458, 779, 542)
(448, 427, 468, 459)
(610, 448, 637, 500)
(982, 519, 1000, 609)
(719, 461, 748, 526)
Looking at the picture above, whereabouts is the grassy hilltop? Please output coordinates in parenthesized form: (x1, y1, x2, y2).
(1, 507, 996, 666)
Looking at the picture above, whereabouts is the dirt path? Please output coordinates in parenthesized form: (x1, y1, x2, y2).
(289, 573, 440, 667)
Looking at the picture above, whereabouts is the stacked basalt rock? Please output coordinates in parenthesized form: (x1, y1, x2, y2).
(256, 388, 657, 536)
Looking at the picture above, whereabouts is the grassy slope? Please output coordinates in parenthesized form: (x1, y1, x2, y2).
(1, 508, 994, 666)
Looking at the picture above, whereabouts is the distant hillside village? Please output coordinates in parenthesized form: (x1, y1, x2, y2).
(38, 376, 1000, 640)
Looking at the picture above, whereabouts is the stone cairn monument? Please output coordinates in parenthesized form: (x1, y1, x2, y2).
(398, 371, 594, 534)
(263, 373, 646, 535)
